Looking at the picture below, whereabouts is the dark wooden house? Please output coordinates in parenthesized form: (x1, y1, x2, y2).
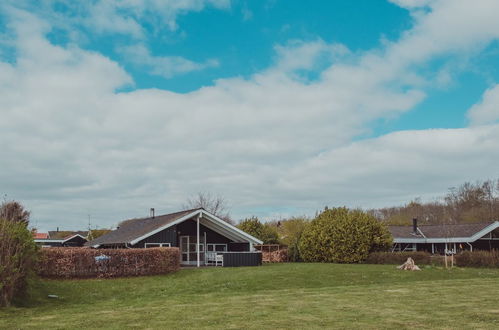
(389, 219, 499, 254)
(34, 231, 89, 247)
(85, 208, 263, 267)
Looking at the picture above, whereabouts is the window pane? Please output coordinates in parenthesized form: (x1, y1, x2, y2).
(215, 245, 226, 251)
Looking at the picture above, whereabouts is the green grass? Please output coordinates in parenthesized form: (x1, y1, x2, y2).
(2, 263, 499, 329)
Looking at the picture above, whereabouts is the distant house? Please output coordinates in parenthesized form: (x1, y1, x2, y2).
(34, 230, 88, 247)
(85, 208, 263, 267)
(389, 218, 499, 254)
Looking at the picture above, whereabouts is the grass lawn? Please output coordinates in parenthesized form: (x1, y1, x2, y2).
(1, 263, 499, 329)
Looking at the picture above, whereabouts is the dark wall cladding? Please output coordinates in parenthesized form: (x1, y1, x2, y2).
(64, 236, 88, 247)
(133, 226, 177, 248)
(177, 220, 232, 244)
(222, 252, 262, 267)
(228, 242, 250, 251)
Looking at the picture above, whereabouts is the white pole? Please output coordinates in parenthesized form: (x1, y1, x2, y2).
(197, 214, 200, 268)
(432, 243, 434, 254)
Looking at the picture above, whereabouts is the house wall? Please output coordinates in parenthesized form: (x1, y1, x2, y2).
(222, 252, 262, 267)
(132, 219, 248, 249)
(63, 236, 88, 247)
(177, 219, 232, 245)
(133, 226, 177, 248)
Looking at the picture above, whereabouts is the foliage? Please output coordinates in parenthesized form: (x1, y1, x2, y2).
(0, 204, 38, 307)
(2, 264, 499, 328)
(299, 207, 393, 263)
(365, 251, 442, 265)
(38, 247, 180, 278)
(370, 179, 499, 225)
(183, 192, 233, 223)
(237, 217, 279, 244)
(0, 200, 30, 225)
(277, 217, 309, 261)
(455, 250, 499, 268)
(87, 229, 111, 241)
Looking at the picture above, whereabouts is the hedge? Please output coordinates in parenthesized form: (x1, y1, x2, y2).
(455, 250, 499, 268)
(365, 251, 443, 265)
(37, 247, 180, 278)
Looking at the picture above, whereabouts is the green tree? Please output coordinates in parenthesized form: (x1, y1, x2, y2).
(0, 201, 38, 307)
(299, 207, 392, 263)
(278, 217, 309, 261)
(237, 217, 279, 244)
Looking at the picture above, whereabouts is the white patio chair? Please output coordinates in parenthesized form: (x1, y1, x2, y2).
(215, 254, 224, 267)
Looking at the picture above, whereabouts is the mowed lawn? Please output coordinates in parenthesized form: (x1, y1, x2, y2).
(2, 264, 499, 329)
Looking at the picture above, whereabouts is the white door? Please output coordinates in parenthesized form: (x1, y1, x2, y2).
(180, 236, 204, 265)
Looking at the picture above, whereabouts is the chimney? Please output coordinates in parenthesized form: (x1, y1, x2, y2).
(412, 218, 418, 235)
(150, 208, 155, 218)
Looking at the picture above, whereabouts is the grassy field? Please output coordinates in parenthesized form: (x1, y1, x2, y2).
(1, 263, 499, 329)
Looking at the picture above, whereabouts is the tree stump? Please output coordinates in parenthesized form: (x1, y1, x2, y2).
(397, 257, 421, 271)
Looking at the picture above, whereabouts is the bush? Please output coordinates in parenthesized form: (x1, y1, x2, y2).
(278, 217, 308, 262)
(237, 217, 279, 244)
(365, 251, 438, 265)
(37, 247, 180, 278)
(0, 218, 38, 307)
(298, 207, 392, 263)
(455, 250, 499, 268)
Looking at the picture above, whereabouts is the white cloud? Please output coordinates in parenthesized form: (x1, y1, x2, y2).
(2, 1, 499, 230)
(121, 44, 219, 78)
(467, 84, 499, 125)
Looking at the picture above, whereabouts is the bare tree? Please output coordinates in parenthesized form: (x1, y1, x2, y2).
(0, 199, 30, 226)
(183, 192, 233, 224)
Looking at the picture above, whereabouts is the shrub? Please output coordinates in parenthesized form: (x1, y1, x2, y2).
(0, 218, 38, 307)
(298, 207, 392, 263)
(237, 217, 279, 244)
(37, 247, 180, 278)
(278, 217, 308, 262)
(365, 251, 437, 265)
(455, 250, 499, 268)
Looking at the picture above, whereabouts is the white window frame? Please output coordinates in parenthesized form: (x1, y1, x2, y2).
(144, 243, 171, 248)
(206, 243, 227, 252)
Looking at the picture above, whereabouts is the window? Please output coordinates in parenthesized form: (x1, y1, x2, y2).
(145, 243, 171, 248)
(207, 244, 227, 252)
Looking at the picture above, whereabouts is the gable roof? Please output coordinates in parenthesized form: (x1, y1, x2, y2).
(85, 208, 263, 247)
(48, 230, 88, 239)
(389, 221, 499, 243)
(33, 232, 49, 239)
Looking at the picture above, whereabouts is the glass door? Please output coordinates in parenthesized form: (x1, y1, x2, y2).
(180, 236, 205, 265)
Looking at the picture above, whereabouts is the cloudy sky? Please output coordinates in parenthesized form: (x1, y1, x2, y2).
(1, 0, 499, 230)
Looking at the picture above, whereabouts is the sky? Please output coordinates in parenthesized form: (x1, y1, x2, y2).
(1, 0, 499, 231)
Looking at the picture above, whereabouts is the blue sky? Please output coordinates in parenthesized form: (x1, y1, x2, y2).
(1, 0, 499, 230)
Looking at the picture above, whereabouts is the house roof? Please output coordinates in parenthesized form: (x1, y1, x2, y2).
(48, 230, 89, 239)
(85, 208, 263, 247)
(33, 232, 49, 239)
(86, 208, 199, 246)
(389, 221, 499, 243)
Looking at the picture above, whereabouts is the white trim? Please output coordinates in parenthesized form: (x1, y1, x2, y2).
(200, 210, 263, 245)
(206, 243, 228, 252)
(62, 234, 87, 243)
(128, 209, 263, 246)
(130, 210, 203, 245)
(144, 243, 171, 248)
(34, 239, 64, 243)
(393, 221, 499, 244)
(416, 227, 426, 238)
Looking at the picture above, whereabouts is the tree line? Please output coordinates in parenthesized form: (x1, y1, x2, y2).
(369, 179, 499, 225)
